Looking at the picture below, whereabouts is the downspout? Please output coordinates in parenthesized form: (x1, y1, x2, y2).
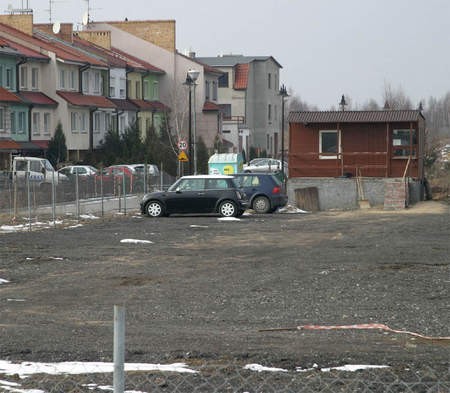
(141, 72, 149, 100)
(27, 103, 34, 142)
(89, 107, 97, 151)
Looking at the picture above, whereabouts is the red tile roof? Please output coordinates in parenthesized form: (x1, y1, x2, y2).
(233, 63, 249, 90)
(288, 110, 425, 124)
(112, 47, 164, 73)
(0, 23, 106, 66)
(203, 101, 220, 111)
(73, 36, 127, 68)
(0, 36, 49, 61)
(0, 87, 22, 103)
(32, 140, 50, 149)
(0, 139, 21, 150)
(57, 91, 116, 108)
(130, 99, 170, 112)
(19, 91, 58, 107)
(109, 98, 139, 111)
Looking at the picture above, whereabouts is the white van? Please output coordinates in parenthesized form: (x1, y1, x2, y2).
(12, 156, 67, 186)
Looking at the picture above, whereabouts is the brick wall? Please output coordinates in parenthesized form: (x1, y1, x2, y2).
(0, 14, 33, 35)
(77, 31, 111, 49)
(34, 23, 74, 43)
(107, 20, 176, 52)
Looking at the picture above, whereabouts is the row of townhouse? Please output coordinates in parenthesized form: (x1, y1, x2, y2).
(0, 12, 284, 170)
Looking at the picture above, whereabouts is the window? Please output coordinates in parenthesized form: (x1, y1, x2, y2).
(218, 73, 229, 88)
(69, 70, 76, 90)
(43, 113, 51, 135)
(268, 73, 271, 89)
(6, 68, 13, 89)
(110, 77, 116, 97)
(268, 104, 272, 122)
(152, 81, 159, 100)
(392, 129, 417, 157)
(119, 78, 127, 98)
(18, 112, 26, 133)
(135, 81, 141, 99)
(82, 71, 88, 93)
(319, 130, 340, 159)
(119, 115, 125, 133)
(59, 69, 66, 89)
(10, 112, 15, 133)
(205, 80, 210, 100)
(143, 80, 149, 100)
(32, 112, 40, 135)
(105, 113, 111, 131)
(31, 67, 39, 89)
(20, 67, 27, 89)
(212, 81, 217, 101)
(71, 112, 77, 132)
(94, 112, 101, 133)
(80, 113, 87, 133)
(94, 72, 101, 94)
(0, 65, 3, 86)
(219, 104, 231, 119)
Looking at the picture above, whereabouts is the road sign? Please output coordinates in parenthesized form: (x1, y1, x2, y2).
(178, 150, 188, 162)
(178, 139, 188, 151)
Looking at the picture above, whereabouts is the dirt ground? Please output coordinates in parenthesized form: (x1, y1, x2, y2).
(0, 201, 449, 374)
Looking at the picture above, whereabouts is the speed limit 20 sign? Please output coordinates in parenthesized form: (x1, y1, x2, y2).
(178, 139, 188, 151)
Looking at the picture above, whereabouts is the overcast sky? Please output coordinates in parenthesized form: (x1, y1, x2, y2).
(21, 0, 450, 109)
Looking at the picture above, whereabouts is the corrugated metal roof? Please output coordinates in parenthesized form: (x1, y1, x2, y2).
(288, 110, 424, 124)
(197, 55, 282, 68)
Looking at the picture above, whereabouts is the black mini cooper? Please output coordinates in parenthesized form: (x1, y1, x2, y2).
(140, 175, 248, 217)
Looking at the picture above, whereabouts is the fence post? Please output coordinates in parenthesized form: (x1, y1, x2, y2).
(75, 173, 80, 220)
(27, 171, 31, 231)
(113, 305, 125, 393)
(122, 171, 126, 215)
(52, 170, 56, 226)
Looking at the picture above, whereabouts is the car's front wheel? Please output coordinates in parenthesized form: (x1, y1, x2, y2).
(219, 200, 237, 217)
(145, 200, 165, 217)
(252, 196, 270, 214)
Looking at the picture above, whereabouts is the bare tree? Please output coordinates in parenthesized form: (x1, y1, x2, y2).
(382, 82, 413, 109)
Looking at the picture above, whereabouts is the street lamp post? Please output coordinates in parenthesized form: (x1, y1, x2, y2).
(185, 69, 200, 174)
(279, 84, 288, 189)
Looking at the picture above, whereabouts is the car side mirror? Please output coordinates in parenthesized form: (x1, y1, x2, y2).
(176, 187, 182, 193)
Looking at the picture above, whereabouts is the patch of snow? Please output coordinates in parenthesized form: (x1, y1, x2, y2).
(244, 364, 288, 373)
(65, 224, 83, 229)
(320, 364, 389, 372)
(0, 361, 197, 377)
(120, 239, 153, 244)
(7, 299, 25, 302)
(0, 279, 10, 284)
(277, 205, 309, 214)
(217, 217, 241, 222)
(190, 225, 209, 228)
(79, 214, 99, 220)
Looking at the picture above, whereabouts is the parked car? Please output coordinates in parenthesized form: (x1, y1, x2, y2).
(140, 175, 248, 217)
(233, 173, 287, 213)
(58, 165, 98, 178)
(12, 156, 67, 187)
(243, 158, 288, 176)
(127, 164, 160, 176)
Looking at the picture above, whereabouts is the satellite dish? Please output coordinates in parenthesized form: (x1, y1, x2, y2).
(82, 11, 89, 26)
(52, 21, 61, 34)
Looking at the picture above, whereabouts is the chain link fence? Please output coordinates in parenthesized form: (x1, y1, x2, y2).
(0, 169, 175, 226)
(1, 359, 448, 392)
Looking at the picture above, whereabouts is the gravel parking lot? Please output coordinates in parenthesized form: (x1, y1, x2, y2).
(0, 202, 449, 375)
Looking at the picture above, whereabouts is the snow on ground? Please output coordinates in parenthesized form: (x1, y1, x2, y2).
(277, 205, 310, 214)
(0, 278, 10, 284)
(120, 239, 153, 244)
(217, 217, 241, 222)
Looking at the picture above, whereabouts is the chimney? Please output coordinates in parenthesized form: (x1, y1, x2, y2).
(77, 30, 111, 50)
(0, 14, 33, 35)
(34, 23, 74, 43)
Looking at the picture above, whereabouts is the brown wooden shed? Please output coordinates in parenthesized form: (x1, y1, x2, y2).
(288, 110, 425, 180)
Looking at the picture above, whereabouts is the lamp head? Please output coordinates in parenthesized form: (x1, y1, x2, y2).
(187, 69, 200, 82)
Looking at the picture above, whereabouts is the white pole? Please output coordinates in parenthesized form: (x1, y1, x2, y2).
(193, 83, 197, 175)
(113, 305, 125, 393)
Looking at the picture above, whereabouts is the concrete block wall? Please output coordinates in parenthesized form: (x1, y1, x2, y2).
(287, 177, 422, 211)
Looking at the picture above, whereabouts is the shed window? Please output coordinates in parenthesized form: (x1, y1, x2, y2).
(392, 129, 417, 157)
(319, 130, 340, 159)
